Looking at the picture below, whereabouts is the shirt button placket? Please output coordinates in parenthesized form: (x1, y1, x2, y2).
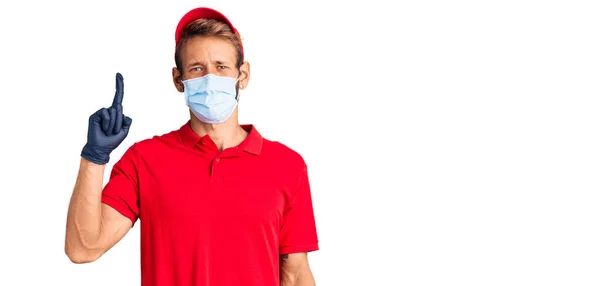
(210, 157, 223, 188)
(210, 157, 225, 190)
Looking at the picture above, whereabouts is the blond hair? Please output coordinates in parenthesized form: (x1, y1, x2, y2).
(175, 18, 243, 73)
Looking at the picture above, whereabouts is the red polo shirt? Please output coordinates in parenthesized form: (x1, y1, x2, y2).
(100, 121, 319, 286)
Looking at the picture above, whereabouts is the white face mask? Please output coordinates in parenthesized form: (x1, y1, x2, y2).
(183, 74, 239, 124)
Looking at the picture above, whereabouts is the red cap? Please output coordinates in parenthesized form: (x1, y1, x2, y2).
(175, 7, 244, 60)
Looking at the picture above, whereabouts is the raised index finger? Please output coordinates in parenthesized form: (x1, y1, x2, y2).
(112, 72, 124, 107)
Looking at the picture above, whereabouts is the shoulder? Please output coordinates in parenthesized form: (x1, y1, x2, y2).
(260, 137, 311, 196)
(260, 137, 307, 171)
(122, 127, 182, 157)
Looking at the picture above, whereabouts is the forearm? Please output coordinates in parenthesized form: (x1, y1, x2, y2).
(280, 253, 316, 286)
(281, 270, 315, 286)
(65, 158, 106, 262)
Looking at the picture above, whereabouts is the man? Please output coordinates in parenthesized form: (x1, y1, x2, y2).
(64, 7, 319, 286)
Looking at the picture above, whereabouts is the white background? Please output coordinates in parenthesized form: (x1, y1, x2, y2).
(0, 0, 599, 285)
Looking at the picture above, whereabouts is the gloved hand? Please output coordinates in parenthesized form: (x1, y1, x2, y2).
(81, 73, 133, 165)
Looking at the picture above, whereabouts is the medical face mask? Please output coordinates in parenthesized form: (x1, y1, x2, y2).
(182, 74, 239, 124)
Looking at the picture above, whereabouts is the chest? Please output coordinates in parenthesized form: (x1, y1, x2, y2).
(138, 154, 288, 226)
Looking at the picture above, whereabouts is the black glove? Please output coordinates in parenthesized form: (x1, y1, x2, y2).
(81, 73, 133, 165)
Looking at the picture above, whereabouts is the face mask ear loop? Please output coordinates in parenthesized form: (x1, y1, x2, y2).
(235, 76, 241, 101)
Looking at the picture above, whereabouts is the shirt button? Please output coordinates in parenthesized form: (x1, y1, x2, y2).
(215, 158, 220, 162)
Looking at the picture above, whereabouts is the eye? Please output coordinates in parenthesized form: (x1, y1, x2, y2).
(190, 67, 202, 72)
(217, 65, 229, 69)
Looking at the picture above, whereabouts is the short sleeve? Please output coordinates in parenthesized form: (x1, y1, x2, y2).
(279, 165, 319, 254)
(101, 143, 140, 226)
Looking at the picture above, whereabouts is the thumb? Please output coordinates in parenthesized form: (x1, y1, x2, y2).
(122, 116, 133, 133)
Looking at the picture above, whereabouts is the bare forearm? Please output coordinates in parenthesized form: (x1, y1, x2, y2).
(65, 158, 105, 261)
(281, 270, 316, 286)
(280, 254, 316, 286)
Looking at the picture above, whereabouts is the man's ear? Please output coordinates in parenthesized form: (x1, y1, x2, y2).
(172, 67, 184, 92)
(238, 61, 250, 90)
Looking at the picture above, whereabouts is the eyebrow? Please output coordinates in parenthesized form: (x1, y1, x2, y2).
(187, 60, 232, 68)
(214, 60, 232, 65)
(187, 62, 203, 68)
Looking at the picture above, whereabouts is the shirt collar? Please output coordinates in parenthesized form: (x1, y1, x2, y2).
(179, 120, 263, 155)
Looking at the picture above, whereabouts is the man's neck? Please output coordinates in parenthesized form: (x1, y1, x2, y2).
(190, 117, 248, 152)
